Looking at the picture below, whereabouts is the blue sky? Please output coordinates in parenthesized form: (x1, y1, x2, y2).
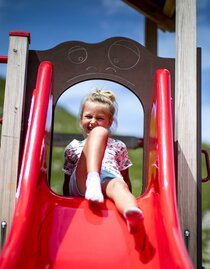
(0, 0, 209, 142)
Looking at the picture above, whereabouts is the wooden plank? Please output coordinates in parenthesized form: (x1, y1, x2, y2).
(0, 34, 29, 239)
(175, 0, 200, 267)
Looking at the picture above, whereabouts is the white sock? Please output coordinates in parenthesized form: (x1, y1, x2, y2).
(124, 207, 144, 233)
(85, 172, 104, 203)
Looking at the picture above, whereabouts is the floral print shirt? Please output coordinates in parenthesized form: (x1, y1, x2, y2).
(63, 137, 132, 178)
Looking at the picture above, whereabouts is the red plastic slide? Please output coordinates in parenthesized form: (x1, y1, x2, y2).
(0, 62, 193, 268)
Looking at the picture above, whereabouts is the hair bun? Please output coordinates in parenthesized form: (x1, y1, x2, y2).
(95, 89, 116, 103)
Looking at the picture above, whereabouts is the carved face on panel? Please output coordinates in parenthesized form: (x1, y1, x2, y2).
(67, 39, 141, 74)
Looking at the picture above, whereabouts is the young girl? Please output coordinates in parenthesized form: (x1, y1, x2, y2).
(63, 89, 144, 233)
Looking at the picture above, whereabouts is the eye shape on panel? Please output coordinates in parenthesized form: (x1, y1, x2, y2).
(108, 40, 140, 70)
(68, 46, 88, 64)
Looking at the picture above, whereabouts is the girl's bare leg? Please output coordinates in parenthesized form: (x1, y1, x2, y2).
(103, 179, 144, 232)
(75, 126, 109, 202)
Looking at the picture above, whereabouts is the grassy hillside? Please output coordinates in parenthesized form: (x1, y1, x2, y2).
(202, 144, 210, 212)
(53, 105, 80, 134)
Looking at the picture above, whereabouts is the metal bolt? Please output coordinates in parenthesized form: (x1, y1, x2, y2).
(1, 221, 7, 249)
(184, 229, 190, 237)
(184, 229, 190, 250)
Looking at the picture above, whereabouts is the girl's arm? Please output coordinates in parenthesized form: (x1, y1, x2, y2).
(121, 168, 132, 192)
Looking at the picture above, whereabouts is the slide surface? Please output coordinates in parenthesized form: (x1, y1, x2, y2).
(0, 62, 193, 268)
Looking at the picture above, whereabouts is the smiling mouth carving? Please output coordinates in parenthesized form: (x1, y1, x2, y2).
(86, 66, 117, 73)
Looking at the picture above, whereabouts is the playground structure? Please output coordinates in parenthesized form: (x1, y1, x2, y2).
(0, 29, 197, 268)
(0, 1, 207, 267)
(0, 1, 204, 267)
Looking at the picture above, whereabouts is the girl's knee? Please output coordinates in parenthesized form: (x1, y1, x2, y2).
(104, 179, 129, 196)
(90, 126, 109, 138)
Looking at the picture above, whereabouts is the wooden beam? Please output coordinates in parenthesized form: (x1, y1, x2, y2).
(123, 0, 175, 32)
(163, 0, 175, 17)
(175, 0, 201, 267)
(0, 33, 29, 238)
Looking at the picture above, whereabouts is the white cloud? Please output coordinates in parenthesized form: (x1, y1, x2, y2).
(101, 0, 128, 15)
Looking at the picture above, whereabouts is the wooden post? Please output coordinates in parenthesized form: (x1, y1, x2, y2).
(144, 18, 158, 56)
(175, 0, 201, 267)
(0, 32, 30, 239)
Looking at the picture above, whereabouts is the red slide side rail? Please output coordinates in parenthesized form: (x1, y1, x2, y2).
(0, 61, 53, 268)
(139, 69, 193, 268)
(0, 67, 193, 268)
(152, 69, 193, 267)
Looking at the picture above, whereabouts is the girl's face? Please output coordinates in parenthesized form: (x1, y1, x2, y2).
(80, 101, 113, 135)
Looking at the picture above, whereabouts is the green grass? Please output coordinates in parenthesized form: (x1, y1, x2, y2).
(201, 145, 210, 267)
(128, 148, 143, 197)
(53, 105, 80, 133)
(51, 105, 80, 194)
(202, 144, 210, 213)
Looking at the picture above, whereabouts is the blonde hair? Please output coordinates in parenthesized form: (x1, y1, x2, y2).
(80, 89, 117, 129)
